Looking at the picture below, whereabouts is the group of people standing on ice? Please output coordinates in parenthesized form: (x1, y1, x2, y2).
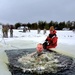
(37, 28, 46, 34)
(2, 25, 14, 38)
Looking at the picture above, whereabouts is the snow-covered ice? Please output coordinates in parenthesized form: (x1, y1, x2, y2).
(0, 29, 75, 75)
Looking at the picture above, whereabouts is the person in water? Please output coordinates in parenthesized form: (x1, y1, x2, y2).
(36, 26, 58, 53)
(36, 43, 44, 56)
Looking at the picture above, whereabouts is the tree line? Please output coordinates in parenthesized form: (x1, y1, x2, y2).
(14, 20, 75, 30)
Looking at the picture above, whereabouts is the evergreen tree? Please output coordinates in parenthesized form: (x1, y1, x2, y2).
(15, 23, 21, 29)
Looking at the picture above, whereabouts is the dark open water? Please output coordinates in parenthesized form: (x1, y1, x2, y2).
(5, 48, 75, 75)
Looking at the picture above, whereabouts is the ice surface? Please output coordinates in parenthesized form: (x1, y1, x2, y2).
(0, 29, 75, 75)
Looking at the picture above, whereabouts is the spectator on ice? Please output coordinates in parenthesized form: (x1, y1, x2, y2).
(36, 26, 58, 54)
(43, 26, 58, 50)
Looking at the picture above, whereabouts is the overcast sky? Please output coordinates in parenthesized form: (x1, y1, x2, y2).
(0, 0, 75, 24)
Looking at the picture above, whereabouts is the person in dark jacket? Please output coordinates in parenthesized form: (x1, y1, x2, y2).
(43, 26, 58, 50)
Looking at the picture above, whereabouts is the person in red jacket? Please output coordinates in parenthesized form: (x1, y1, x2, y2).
(43, 26, 58, 50)
(36, 26, 58, 54)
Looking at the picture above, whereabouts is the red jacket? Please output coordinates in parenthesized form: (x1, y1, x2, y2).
(45, 30, 58, 49)
(46, 36, 58, 49)
(43, 30, 58, 49)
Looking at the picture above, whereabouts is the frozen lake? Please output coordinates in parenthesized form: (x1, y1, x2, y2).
(0, 29, 75, 75)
